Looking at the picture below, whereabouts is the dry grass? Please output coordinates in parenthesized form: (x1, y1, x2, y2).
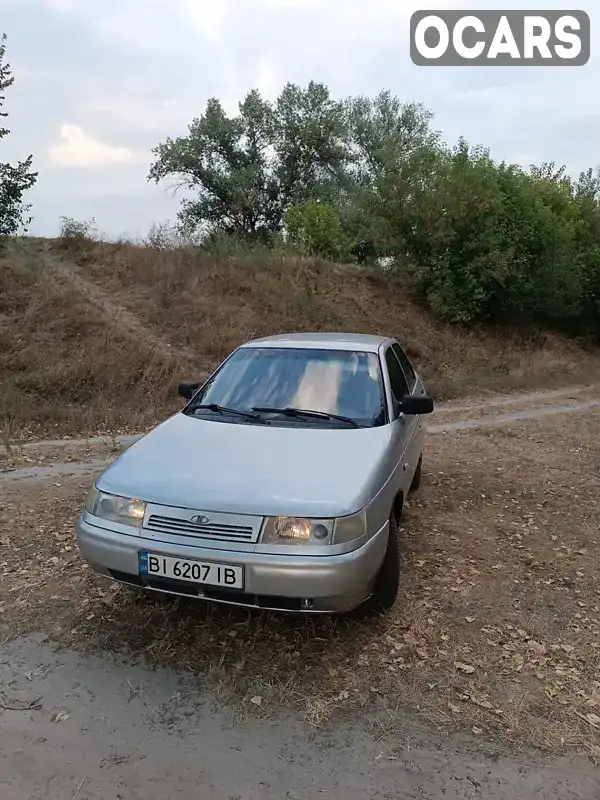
(2, 408, 600, 756)
(72, 239, 600, 398)
(2, 236, 600, 439)
(0, 243, 189, 441)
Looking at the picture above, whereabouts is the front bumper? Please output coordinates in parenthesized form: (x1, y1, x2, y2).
(75, 516, 390, 613)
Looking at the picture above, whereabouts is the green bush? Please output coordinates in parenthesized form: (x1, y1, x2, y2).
(378, 141, 600, 334)
(284, 200, 350, 261)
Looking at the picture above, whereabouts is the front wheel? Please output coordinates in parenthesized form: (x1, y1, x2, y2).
(369, 512, 401, 611)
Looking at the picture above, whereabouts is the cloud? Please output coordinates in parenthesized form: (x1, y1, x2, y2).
(256, 57, 283, 101)
(180, 0, 230, 42)
(43, 0, 76, 8)
(38, 0, 458, 53)
(86, 95, 190, 133)
(48, 125, 136, 168)
(39, 0, 232, 51)
(266, 0, 327, 7)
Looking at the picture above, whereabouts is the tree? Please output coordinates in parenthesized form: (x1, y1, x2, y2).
(341, 92, 442, 262)
(148, 79, 600, 339)
(346, 92, 439, 184)
(570, 168, 600, 334)
(392, 141, 589, 328)
(148, 82, 349, 242)
(0, 34, 37, 242)
(284, 199, 350, 260)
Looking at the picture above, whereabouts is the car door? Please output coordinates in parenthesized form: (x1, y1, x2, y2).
(382, 344, 414, 496)
(391, 342, 426, 480)
(384, 343, 423, 493)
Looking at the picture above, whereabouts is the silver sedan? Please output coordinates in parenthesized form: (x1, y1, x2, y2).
(76, 332, 434, 614)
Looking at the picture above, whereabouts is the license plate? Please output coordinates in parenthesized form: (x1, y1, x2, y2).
(138, 552, 244, 589)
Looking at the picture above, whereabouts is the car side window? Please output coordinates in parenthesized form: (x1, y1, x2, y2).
(392, 344, 416, 391)
(384, 347, 409, 403)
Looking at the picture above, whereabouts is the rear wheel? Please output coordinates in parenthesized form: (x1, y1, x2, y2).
(410, 454, 423, 491)
(369, 512, 401, 612)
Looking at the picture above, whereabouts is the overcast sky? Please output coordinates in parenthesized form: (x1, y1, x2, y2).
(1, 0, 598, 239)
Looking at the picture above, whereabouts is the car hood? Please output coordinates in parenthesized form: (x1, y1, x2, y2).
(96, 412, 395, 518)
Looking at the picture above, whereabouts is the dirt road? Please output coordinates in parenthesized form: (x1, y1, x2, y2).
(2, 635, 599, 800)
(2, 387, 600, 798)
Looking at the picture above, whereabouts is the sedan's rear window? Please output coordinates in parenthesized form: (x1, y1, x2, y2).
(190, 347, 386, 428)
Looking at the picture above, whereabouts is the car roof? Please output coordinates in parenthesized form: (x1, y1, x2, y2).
(240, 332, 394, 353)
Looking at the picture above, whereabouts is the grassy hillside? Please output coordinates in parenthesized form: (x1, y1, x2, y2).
(2, 236, 600, 441)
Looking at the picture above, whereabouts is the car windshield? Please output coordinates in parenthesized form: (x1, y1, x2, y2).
(187, 347, 386, 428)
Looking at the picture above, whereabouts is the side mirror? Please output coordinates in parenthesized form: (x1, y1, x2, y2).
(178, 381, 199, 400)
(399, 395, 434, 415)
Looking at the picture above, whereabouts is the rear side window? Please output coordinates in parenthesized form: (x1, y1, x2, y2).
(385, 347, 409, 400)
(392, 344, 416, 391)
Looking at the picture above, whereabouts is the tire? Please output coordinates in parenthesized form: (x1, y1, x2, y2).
(410, 454, 423, 492)
(369, 512, 401, 612)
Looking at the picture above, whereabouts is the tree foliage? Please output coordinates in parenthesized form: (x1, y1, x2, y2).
(395, 144, 600, 331)
(284, 200, 350, 261)
(150, 81, 600, 338)
(148, 82, 348, 242)
(0, 34, 37, 243)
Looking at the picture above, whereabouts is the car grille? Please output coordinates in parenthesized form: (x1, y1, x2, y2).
(145, 514, 256, 542)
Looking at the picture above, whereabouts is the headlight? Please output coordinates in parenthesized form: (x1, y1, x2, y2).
(84, 487, 146, 528)
(332, 510, 367, 544)
(261, 517, 333, 545)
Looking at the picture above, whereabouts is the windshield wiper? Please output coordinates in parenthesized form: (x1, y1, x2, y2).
(252, 407, 360, 428)
(190, 403, 264, 422)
